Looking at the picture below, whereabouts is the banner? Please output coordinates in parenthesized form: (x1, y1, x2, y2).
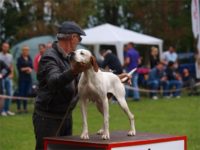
(192, 0, 200, 79)
(191, 0, 200, 38)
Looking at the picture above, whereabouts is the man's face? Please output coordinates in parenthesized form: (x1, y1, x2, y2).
(70, 33, 82, 52)
(157, 63, 164, 71)
(2, 43, 10, 53)
(39, 46, 46, 55)
(169, 46, 175, 53)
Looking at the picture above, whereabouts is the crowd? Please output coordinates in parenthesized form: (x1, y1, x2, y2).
(0, 41, 51, 116)
(100, 44, 198, 101)
(0, 41, 197, 117)
(0, 21, 199, 150)
(0, 36, 198, 117)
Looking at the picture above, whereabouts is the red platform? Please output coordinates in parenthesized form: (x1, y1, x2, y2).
(44, 131, 187, 150)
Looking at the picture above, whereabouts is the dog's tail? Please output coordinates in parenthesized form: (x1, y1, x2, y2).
(121, 68, 137, 82)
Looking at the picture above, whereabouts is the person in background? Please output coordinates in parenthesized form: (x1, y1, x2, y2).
(99, 49, 123, 103)
(33, 43, 46, 73)
(182, 68, 198, 96)
(16, 45, 33, 113)
(0, 42, 15, 116)
(165, 61, 182, 98)
(99, 49, 123, 74)
(161, 46, 178, 67)
(46, 41, 52, 49)
(124, 42, 140, 101)
(150, 46, 159, 68)
(0, 60, 11, 116)
(147, 62, 169, 100)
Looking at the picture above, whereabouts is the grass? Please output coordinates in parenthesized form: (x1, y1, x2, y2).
(0, 95, 200, 150)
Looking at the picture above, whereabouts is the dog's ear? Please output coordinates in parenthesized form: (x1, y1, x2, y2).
(90, 56, 99, 72)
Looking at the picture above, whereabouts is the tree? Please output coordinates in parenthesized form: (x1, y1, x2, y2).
(0, 0, 195, 52)
(127, 0, 193, 51)
(89, 0, 193, 51)
(1, 0, 95, 45)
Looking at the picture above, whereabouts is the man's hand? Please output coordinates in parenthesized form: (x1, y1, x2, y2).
(118, 73, 132, 85)
(71, 62, 90, 75)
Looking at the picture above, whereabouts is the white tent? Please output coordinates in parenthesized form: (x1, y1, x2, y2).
(81, 23, 163, 64)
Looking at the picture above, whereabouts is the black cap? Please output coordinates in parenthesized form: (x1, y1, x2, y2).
(58, 21, 86, 36)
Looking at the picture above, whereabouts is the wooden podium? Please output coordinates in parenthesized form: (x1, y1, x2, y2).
(44, 131, 187, 150)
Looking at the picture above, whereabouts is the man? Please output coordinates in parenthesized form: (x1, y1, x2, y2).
(32, 21, 89, 150)
(161, 46, 178, 66)
(124, 42, 140, 101)
(165, 61, 182, 98)
(0, 60, 11, 115)
(0, 42, 15, 116)
(33, 21, 132, 150)
(99, 49, 123, 74)
(147, 62, 169, 100)
(182, 68, 198, 96)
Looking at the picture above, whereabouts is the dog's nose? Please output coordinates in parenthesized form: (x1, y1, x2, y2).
(68, 52, 75, 61)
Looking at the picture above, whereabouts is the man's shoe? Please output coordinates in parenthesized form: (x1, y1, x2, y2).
(152, 96, 158, 100)
(6, 111, 15, 116)
(1, 111, 7, 116)
(175, 96, 181, 99)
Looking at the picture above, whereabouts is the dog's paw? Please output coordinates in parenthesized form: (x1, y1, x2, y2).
(102, 132, 110, 140)
(127, 130, 136, 136)
(97, 129, 104, 135)
(80, 132, 89, 140)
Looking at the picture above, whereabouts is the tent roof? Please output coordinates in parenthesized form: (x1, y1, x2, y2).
(82, 23, 163, 45)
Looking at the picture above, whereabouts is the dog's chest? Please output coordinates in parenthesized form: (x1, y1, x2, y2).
(78, 77, 104, 101)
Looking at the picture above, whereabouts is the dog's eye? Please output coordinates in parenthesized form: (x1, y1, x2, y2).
(80, 52, 84, 55)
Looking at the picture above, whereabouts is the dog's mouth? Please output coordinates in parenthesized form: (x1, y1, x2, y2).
(68, 52, 75, 62)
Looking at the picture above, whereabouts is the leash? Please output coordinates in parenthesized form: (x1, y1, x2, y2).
(55, 94, 79, 136)
(55, 102, 72, 136)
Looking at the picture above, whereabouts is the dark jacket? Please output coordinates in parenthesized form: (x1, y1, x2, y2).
(165, 67, 177, 80)
(0, 60, 11, 79)
(17, 55, 33, 81)
(101, 52, 123, 74)
(34, 41, 79, 119)
(0, 60, 11, 94)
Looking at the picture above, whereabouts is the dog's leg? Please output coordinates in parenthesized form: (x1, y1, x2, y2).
(102, 98, 110, 140)
(116, 97, 136, 136)
(80, 99, 89, 139)
(95, 101, 104, 135)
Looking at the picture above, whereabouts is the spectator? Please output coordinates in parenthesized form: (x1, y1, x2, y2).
(147, 62, 169, 100)
(99, 49, 123, 103)
(182, 68, 198, 95)
(165, 61, 182, 98)
(16, 45, 33, 113)
(46, 41, 52, 49)
(0, 42, 15, 116)
(33, 43, 46, 73)
(0, 60, 11, 116)
(161, 46, 178, 67)
(150, 46, 159, 68)
(124, 42, 140, 101)
(99, 49, 123, 74)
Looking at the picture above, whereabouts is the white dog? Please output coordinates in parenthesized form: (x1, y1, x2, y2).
(71, 49, 136, 140)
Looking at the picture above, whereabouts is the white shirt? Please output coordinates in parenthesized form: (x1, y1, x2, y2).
(162, 51, 177, 63)
(0, 52, 13, 66)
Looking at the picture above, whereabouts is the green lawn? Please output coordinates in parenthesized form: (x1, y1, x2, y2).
(0, 96, 200, 150)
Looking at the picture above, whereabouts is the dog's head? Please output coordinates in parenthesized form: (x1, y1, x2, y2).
(70, 49, 99, 72)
